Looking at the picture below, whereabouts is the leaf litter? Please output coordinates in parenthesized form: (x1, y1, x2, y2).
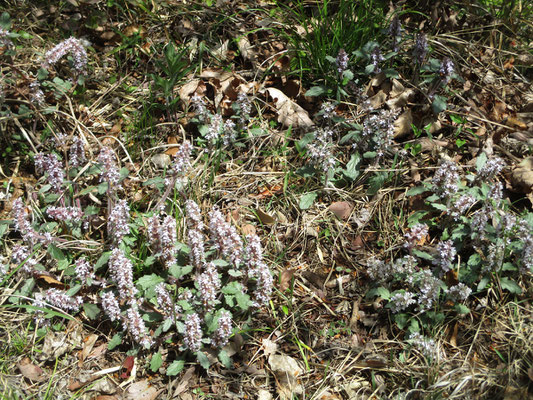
(2, 1, 533, 399)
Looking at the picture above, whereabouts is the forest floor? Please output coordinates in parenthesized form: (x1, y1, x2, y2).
(0, 1, 533, 399)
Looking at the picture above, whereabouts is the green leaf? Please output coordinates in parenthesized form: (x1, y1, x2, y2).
(143, 177, 165, 187)
(362, 151, 377, 159)
(108, 333, 123, 350)
(119, 167, 129, 180)
(82, 303, 100, 320)
(475, 152, 488, 172)
(0, 12, 11, 29)
(98, 182, 108, 195)
(144, 256, 156, 267)
(196, 352, 210, 369)
(218, 350, 232, 368)
(94, 252, 111, 271)
(228, 269, 243, 277)
(394, 313, 409, 330)
(341, 69, 354, 83)
(366, 287, 390, 300)
(502, 262, 517, 272)
(426, 194, 440, 202)
(10, 278, 35, 304)
(454, 304, 470, 315)
(224, 295, 235, 307)
(296, 132, 316, 153)
(431, 203, 448, 211)
(150, 352, 163, 372)
(66, 284, 82, 297)
(412, 249, 433, 261)
(299, 192, 317, 210)
(166, 359, 185, 376)
(343, 153, 360, 180)
(162, 319, 173, 332)
(468, 253, 481, 268)
(0, 222, 9, 239)
(365, 64, 376, 75)
(47, 244, 66, 261)
(477, 276, 490, 291)
(169, 265, 193, 279)
(450, 114, 465, 124)
(295, 165, 316, 178)
(305, 86, 328, 97)
(500, 277, 522, 294)
(367, 172, 387, 196)
(235, 292, 252, 311)
(406, 186, 428, 196)
(221, 281, 242, 295)
(383, 68, 399, 78)
(432, 95, 447, 114)
(211, 259, 230, 267)
(136, 274, 164, 290)
(78, 185, 97, 196)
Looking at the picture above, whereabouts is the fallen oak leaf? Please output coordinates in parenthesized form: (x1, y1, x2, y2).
(393, 109, 413, 138)
(263, 87, 313, 128)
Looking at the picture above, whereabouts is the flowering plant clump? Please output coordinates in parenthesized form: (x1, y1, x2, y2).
(366, 153, 532, 356)
(4, 135, 273, 373)
(42, 37, 88, 76)
(190, 91, 252, 148)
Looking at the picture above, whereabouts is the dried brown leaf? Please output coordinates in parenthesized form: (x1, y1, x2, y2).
(125, 380, 162, 400)
(507, 116, 527, 130)
(393, 110, 413, 138)
(241, 224, 257, 236)
(269, 354, 303, 398)
(237, 35, 256, 63)
(280, 268, 295, 292)
(255, 208, 276, 225)
(450, 322, 459, 347)
(368, 90, 387, 109)
(88, 343, 107, 359)
(121, 356, 135, 379)
(328, 201, 354, 220)
(212, 39, 230, 61)
(79, 334, 98, 366)
(179, 78, 200, 107)
(512, 157, 533, 193)
(389, 79, 405, 98)
(18, 357, 47, 382)
(262, 338, 278, 356)
(123, 25, 146, 38)
(369, 72, 386, 87)
(172, 366, 196, 398)
(264, 87, 313, 128)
